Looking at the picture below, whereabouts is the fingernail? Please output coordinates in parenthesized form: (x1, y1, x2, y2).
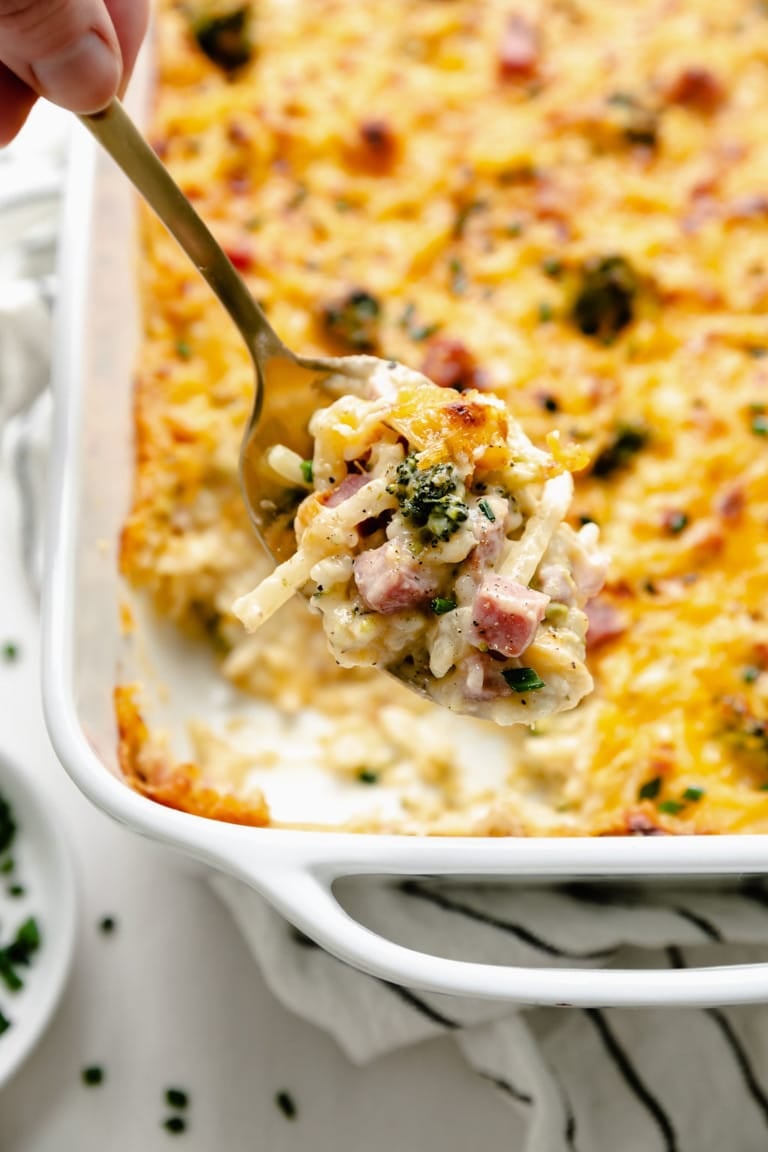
(32, 30, 121, 113)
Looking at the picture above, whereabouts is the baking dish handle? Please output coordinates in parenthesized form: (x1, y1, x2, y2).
(252, 865, 768, 1008)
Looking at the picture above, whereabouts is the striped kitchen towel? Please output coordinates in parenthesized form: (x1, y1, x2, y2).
(212, 872, 768, 1152)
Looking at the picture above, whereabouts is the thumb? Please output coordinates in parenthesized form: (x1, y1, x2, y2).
(0, 0, 122, 114)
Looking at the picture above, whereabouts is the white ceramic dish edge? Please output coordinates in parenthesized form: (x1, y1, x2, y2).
(41, 105, 768, 1008)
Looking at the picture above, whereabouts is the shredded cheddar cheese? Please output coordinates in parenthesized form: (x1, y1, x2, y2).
(121, 0, 768, 835)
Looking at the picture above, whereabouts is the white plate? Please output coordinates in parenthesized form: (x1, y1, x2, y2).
(0, 751, 76, 1090)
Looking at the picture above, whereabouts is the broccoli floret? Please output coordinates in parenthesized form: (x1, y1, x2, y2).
(387, 455, 469, 543)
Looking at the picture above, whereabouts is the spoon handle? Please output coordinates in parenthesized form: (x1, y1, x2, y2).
(79, 100, 281, 359)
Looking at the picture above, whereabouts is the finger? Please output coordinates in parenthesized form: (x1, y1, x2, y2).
(0, 62, 36, 146)
(105, 0, 149, 94)
(0, 0, 122, 114)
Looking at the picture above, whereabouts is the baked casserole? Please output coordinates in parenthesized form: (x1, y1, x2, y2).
(118, 0, 768, 836)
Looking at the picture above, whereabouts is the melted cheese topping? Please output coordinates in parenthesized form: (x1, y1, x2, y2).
(121, 0, 768, 834)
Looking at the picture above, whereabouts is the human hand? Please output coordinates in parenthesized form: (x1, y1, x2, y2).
(0, 0, 149, 145)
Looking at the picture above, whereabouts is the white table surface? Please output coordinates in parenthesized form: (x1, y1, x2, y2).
(0, 112, 521, 1151)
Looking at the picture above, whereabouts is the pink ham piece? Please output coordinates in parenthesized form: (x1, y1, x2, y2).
(323, 472, 368, 508)
(498, 14, 539, 81)
(471, 574, 549, 657)
(354, 541, 440, 614)
(585, 598, 627, 650)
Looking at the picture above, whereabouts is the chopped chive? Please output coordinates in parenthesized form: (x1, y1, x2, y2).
(410, 322, 441, 341)
(683, 787, 704, 802)
(357, 769, 379, 785)
(165, 1088, 189, 1109)
(81, 1066, 104, 1087)
(300, 459, 313, 484)
(431, 597, 457, 615)
(502, 667, 545, 693)
(506, 221, 523, 237)
(15, 917, 40, 952)
(752, 413, 768, 436)
(538, 301, 554, 323)
(275, 1091, 297, 1120)
(478, 498, 496, 522)
(175, 340, 192, 360)
(7, 885, 24, 898)
(658, 799, 685, 815)
(743, 666, 761, 684)
(163, 1116, 186, 1134)
(2, 643, 19, 663)
(449, 257, 467, 294)
(638, 776, 662, 801)
(0, 857, 13, 875)
(98, 916, 116, 935)
(0, 1009, 10, 1035)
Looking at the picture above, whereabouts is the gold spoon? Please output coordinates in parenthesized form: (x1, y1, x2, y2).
(80, 99, 358, 563)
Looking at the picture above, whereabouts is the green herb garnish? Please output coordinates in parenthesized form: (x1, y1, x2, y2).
(502, 667, 545, 693)
(751, 413, 768, 436)
(0, 1009, 10, 1035)
(2, 643, 18, 663)
(591, 423, 648, 478)
(275, 1090, 297, 1120)
(387, 455, 469, 544)
(478, 498, 496, 522)
(571, 254, 638, 340)
(81, 1065, 104, 1087)
(0, 857, 13, 875)
(0, 916, 41, 991)
(7, 885, 24, 899)
(449, 257, 467, 295)
(743, 666, 761, 684)
(98, 916, 116, 935)
(431, 597, 457, 615)
(0, 792, 15, 856)
(163, 1116, 186, 1134)
(658, 800, 685, 815)
(357, 769, 379, 785)
(541, 256, 563, 278)
(166, 1088, 189, 1109)
(300, 459, 313, 484)
(322, 289, 381, 352)
(175, 340, 192, 360)
(638, 776, 662, 801)
(192, 6, 253, 71)
(538, 301, 554, 323)
(683, 787, 705, 802)
(666, 511, 689, 535)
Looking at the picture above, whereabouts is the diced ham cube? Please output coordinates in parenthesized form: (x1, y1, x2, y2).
(323, 473, 369, 508)
(585, 598, 627, 650)
(498, 14, 539, 81)
(663, 67, 725, 113)
(471, 574, 549, 657)
(354, 542, 440, 614)
(420, 338, 480, 392)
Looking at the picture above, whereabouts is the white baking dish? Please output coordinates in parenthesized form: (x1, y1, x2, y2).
(41, 93, 768, 1007)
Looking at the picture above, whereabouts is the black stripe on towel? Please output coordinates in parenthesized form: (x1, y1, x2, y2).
(478, 1072, 534, 1106)
(289, 923, 461, 1031)
(400, 881, 616, 960)
(707, 1010, 768, 1128)
(383, 982, 460, 1030)
(562, 882, 723, 942)
(584, 1009, 678, 1152)
(668, 946, 768, 1128)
